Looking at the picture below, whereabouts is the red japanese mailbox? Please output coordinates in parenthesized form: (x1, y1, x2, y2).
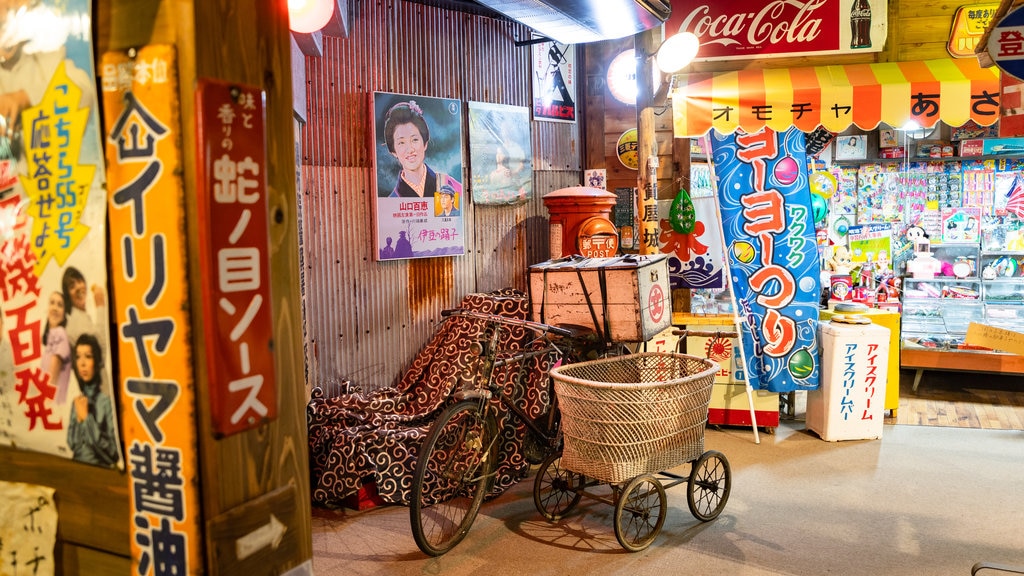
(542, 186, 619, 259)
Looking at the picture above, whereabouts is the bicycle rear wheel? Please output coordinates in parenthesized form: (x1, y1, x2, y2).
(410, 400, 497, 556)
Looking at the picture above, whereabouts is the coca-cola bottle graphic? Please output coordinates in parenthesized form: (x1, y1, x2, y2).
(850, 0, 872, 49)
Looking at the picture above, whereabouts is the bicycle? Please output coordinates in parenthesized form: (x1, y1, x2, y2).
(409, 308, 596, 556)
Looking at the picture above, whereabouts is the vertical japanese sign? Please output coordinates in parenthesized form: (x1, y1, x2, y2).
(372, 92, 465, 261)
(0, 0, 123, 467)
(195, 79, 277, 436)
(710, 127, 821, 392)
(532, 38, 576, 122)
(468, 101, 532, 205)
(101, 45, 201, 575)
(0, 481, 57, 576)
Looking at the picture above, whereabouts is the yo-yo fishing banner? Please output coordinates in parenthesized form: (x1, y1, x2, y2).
(709, 127, 820, 392)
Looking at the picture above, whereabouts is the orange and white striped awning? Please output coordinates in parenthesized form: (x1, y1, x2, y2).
(671, 58, 1002, 138)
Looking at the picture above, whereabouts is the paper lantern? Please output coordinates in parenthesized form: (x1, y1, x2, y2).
(289, 0, 334, 34)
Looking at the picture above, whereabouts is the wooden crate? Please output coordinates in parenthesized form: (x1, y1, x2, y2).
(529, 255, 672, 342)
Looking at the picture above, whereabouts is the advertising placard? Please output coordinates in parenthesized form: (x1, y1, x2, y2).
(709, 127, 821, 393)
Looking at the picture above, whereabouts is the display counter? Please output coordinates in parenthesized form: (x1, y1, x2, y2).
(900, 347, 1024, 391)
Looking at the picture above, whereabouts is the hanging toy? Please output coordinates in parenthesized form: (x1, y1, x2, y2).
(809, 171, 837, 199)
(669, 187, 697, 234)
(774, 153, 800, 186)
(811, 192, 828, 224)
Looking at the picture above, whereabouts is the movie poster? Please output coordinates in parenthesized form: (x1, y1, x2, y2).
(468, 101, 532, 205)
(0, 0, 123, 468)
(372, 92, 465, 261)
(532, 38, 576, 123)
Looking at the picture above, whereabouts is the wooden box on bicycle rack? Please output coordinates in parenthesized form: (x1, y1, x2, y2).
(528, 254, 672, 342)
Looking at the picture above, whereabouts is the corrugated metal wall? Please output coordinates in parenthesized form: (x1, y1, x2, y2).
(299, 0, 582, 393)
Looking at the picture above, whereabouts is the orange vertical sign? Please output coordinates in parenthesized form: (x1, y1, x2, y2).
(100, 45, 202, 575)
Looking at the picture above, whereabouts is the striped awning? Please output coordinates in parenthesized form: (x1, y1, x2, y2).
(671, 58, 1002, 138)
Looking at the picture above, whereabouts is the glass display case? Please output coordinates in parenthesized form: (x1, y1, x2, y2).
(900, 243, 983, 348)
(980, 250, 1024, 330)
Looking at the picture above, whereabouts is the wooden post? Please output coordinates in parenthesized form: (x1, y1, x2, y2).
(635, 28, 660, 255)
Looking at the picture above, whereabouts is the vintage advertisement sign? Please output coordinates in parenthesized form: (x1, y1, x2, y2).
(988, 4, 1024, 82)
(0, 0, 123, 467)
(532, 38, 576, 122)
(195, 78, 277, 437)
(101, 44, 202, 575)
(468, 101, 532, 205)
(710, 127, 821, 392)
(948, 4, 1001, 58)
(372, 92, 465, 260)
(667, 0, 888, 61)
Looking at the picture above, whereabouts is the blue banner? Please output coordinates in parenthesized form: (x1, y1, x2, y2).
(710, 128, 821, 392)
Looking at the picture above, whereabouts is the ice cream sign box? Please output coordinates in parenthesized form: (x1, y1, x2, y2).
(528, 254, 671, 342)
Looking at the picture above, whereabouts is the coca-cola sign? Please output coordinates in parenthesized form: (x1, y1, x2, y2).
(666, 0, 887, 60)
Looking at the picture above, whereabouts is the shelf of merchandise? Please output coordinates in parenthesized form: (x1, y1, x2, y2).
(901, 247, 1024, 380)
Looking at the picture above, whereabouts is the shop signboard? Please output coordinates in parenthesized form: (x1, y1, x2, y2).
(988, 4, 1024, 81)
(0, 0, 125, 467)
(195, 78, 277, 437)
(666, 0, 888, 61)
(948, 3, 1001, 58)
(709, 127, 821, 393)
(660, 161, 727, 290)
(101, 45, 202, 575)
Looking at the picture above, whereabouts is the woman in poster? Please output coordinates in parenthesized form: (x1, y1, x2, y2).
(383, 100, 461, 199)
(67, 333, 118, 467)
(41, 290, 71, 405)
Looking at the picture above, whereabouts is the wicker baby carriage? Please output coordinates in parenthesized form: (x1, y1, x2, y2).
(551, 352, 718, 483)
(535, 352, 730, 552)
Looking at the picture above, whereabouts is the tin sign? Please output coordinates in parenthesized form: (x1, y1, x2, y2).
(195, 79, 277, 437)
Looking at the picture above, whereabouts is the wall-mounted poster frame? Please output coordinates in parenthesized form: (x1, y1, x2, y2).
(834, 135, 868, 160)
(468, 101, 532, 205)
(372, 92, 465, 261)
(532, 36, 576, 123)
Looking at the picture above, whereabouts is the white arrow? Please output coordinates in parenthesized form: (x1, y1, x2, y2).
(236, 514, 287, 561)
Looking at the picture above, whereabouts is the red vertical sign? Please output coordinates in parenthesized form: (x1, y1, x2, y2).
(195, 79, 276, 437)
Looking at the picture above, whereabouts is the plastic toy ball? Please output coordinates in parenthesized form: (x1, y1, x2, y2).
(809, 171, 837, 199)
(811, 192, 828, 223)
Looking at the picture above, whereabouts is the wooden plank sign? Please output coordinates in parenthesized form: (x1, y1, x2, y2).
(195, 79, 277, 437)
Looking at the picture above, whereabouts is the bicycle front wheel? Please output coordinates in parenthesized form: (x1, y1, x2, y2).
(410, 400, 498, 556)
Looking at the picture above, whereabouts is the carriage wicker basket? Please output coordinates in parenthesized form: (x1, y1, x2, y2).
(550, 352, 718, 484)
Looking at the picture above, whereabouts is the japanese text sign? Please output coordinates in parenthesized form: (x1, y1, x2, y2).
(101, 44, 202, 575)
(710, 127, 821, 392)
(195, 79, 277, 437)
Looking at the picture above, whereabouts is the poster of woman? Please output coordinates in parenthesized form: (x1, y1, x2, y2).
(372, 92, 465, 261)
(468, 101, 531, 205)
(0, 0, 122, 468)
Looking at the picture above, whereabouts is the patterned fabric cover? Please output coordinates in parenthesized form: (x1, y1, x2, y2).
(307, 289, 556, 507)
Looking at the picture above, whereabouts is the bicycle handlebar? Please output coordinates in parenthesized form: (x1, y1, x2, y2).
(441, 308, 574, 337)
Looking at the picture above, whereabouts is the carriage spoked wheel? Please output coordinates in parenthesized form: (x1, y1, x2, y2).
(533, 451, 585, 521)
(686, 450, 732, 522)
(613, 473, 667, 552)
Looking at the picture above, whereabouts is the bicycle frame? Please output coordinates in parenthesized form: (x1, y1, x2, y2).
(445, 309, 572, 456)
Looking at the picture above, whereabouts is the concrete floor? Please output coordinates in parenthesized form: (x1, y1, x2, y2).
(310, 419, 1024, 576)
